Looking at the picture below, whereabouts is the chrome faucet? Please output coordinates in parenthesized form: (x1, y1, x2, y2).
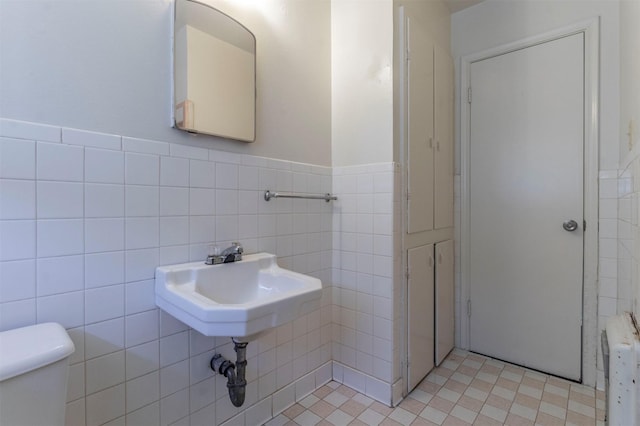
(205, 242, 243, 265)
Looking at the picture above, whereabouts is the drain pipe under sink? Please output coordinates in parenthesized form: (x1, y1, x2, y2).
(210, 339, 248, 407)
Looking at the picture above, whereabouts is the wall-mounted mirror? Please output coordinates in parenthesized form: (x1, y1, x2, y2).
(173, 0, 256, 142)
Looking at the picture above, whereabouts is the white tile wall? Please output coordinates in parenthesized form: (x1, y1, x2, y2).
(0, 118, 334, 426)
(617, 147, 640, 320)
(331, 163, 399, 405)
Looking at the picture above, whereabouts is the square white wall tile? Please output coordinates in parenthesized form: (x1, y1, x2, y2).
(36, 255, 84, 296)
(86, 350, 126, 394)
(125, 217, 159, 250)
(159, 216, 189, 247)
(37, 219, 83, 257)
(127, 371, 160, 413)
(85, 148, 124, 184)
(125, 248, 158, 283)
(0, 138, 35, 179)
(125, 309, 159, 347)
(190, 160, 215, 188)
(125, 185, 159, 217)
(85, 284, 125, 324)
(85, 251, 125, 289)
(85, 218, 124, 253)
(36, 290, 84, 328)
(216, 163, 238, 189)
(37, 181, 83, 218)
(85, 184, 124, 218)
(0, 179, 35, 219)
(37, 142, 83, 182)
(85, 318, 125, 359)
(0, 220, 35, 261)
(126, 340, 160, 380)
(159, 187, 189, 216)
(0, 299, 36, 331)
(190, 188, 215, 215)
(160, 157, 189, 187)
(125, 152, 159, 185)
(85, 383, 125, 426)
(0, 259, 36, 302)
(125, 279, 155, 315)
(189, 216, 215, 244)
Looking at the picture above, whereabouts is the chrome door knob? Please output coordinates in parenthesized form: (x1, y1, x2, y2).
(563, 220, 579, 232)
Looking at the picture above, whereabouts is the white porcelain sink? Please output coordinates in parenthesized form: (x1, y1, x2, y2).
(155, 253, 322, 339)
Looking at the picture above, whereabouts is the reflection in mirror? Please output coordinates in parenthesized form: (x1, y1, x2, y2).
(173, 0, 256, 142)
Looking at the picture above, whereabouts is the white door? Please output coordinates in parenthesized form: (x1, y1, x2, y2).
(407, 244, 434, 391)
(435, 240, 454, 365)
(468, 33, 584, 380)
(406, 15, 434, 235)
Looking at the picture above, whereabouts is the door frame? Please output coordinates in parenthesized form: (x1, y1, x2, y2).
(459, 18, 600, 386)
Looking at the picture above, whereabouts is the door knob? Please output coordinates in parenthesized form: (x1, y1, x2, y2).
(563, 220, 579, 232)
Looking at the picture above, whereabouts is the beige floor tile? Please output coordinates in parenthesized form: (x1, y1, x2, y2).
(540, 391, 567, 408)
(457, 395, 484, 413)
(310, 400, 338, 418)
(479, 404, 508, 423)
(568, 400, 595, 418)
(569, 390, 595, 407)
(444, 379, 468, 394)
(442, 415, 472, 426)
(340, 400, 367, 417)
(517, 384, 542, 400)
(469, 379, 493, 393)
(410, 416, 440, 426)
(495, 377, 519, 391)
(520, 376, 545, 390)
(428, 395, 455, 414)
(484, 394, 512, 412)
(458, 365, 480, 377)
(313, 386, 334, 400)
(503, 412, 534, 426)
(337, 385, 358, 398)
(419, 405, 448, 425)
(480, 364, 501, 375)
(513, 393, 540, 411)
(538, 401, 566, 420)
(325, 409, 354, 426)
(348, 419, 369, 426)
(380, 417, 404, 426)
(534, 411, 567, 426)
(450, 405, 478, 424)
(399, 397, 427, 415)
(472, 413, 503, 426)
(370, 401, 394, 417)
(284, 403, 306, 419)
(566, 409, 596, 426)
(357, 407, 385, 425)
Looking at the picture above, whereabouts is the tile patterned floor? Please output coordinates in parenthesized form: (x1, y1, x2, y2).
(266, 349, 605, 426)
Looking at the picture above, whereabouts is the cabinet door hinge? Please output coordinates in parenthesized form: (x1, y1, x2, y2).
(467, 299, 472, 317)
(467, 87, 472, 104)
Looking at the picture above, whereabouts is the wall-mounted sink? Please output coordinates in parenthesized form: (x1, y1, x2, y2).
(155, 253, 322, 340)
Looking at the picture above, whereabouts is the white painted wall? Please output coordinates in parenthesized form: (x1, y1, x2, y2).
(331, 0, 394, 167)
(451, 0, 620, 172)
(618, 0, 640, 320)
(0, 0, 331, 165)
(619, 0, 640, 163)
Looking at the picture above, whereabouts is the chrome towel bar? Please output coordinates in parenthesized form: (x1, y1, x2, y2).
(264, 190, 337, 202)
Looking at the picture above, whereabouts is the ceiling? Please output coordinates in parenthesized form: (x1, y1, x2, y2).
(442, 0, 486, 14)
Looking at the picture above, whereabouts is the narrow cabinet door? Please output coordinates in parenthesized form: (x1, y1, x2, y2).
(434, 45, 454, 230)
(435, 239, 454, 365)
(407, 244, 435, 391)
(406, 16, 434, 234)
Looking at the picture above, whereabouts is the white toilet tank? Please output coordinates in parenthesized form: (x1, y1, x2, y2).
(0, 322, 75, 426)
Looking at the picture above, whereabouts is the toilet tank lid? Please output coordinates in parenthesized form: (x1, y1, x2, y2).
(0, 322, 75, 381)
